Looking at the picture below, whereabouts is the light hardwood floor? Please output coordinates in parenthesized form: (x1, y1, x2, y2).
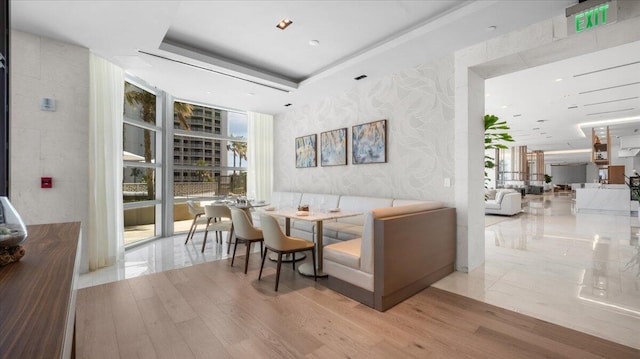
(76, 254, 639, 359)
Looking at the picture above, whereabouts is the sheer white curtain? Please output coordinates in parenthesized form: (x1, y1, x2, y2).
(88, 54, 124, 270)
(247, 112, 274, 202)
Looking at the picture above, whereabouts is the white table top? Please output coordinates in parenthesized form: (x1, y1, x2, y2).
(263, 209, 361, 222)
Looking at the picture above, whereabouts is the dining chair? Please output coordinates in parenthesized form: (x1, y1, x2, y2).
(185, 200, 207, 244)
(229, 207, 264, 274)
(202, 205, 233, 253)
(259, 214, 317, 291)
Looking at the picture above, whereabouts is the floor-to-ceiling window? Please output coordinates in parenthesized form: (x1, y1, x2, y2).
(172, 101, 248, 233)
(122, 81, 162, 245)
(120, 81, 249, 242)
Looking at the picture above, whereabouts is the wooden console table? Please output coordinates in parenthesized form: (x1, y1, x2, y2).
(0, 222, 82, 358)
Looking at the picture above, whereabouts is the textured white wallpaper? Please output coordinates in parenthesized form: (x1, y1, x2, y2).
(10, 30, 90, 271)
(274, 55, 455, 204)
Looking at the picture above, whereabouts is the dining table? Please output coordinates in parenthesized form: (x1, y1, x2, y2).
(263, 209, 362, 277)
(229, 200, 270, 219)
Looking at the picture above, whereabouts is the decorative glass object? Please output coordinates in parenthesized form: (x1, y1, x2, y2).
(0, 196, 28, 249)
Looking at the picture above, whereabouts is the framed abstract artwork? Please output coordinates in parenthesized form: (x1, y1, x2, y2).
(295, 134, 317, 168)
(352, 120, 387, 164)
(320, 128, 347, 166)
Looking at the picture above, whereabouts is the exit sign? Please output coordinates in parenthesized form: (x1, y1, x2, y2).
(566, 0, 617, 35)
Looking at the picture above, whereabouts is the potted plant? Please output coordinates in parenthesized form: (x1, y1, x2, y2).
(484, 114, 514, 192)
(544, 174, 553, 192)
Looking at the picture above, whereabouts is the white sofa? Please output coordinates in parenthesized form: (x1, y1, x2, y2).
(485, 189, 522, 216)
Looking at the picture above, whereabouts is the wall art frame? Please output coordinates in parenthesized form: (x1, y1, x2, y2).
(352, 119, 387, 164)
(295, 134, 317, 168)
(320, 128, 348, 167)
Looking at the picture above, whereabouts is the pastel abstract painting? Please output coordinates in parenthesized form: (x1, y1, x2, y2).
(295, 134, 317, 168)
(352, 120, 387, 164)
(321, 128, 347, 166)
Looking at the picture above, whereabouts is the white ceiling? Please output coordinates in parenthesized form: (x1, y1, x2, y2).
(10, 0, 574, 115)
(15, 0, 636, 165)
(486, 40, 640, 164)
(163, 1, 461, 83)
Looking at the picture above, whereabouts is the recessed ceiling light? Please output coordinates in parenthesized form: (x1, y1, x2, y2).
(587, 108, 635, 116)
(487, 25, 497, 31)
(545, 149, 591, 155)
(247, 93, 255, 96)
(501, 105, 508, 109)
(577, 116, 640, 137)
(308, 40, 320, 46)
(485, 93, 490, 97)
(276, 18, 293, 30)
(284, 103, 292, 107)
(568, 105, 578, 109)
(555, 78, 563, 82)
(513, 114, 521, 117)
(206, 91, 211, 94)
(536, 119, 546, 122)
(354, 74, 367, 81)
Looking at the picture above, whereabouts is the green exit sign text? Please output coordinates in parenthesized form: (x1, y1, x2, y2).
(566, 0, 617, 35)
(575, 3, 609, 32)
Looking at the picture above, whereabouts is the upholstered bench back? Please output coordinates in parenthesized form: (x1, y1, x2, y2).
(359, 202, 444, 273)
(271, 191, 302, 209)
(337, 196, 393, 225)
(299, 193, 340, 211)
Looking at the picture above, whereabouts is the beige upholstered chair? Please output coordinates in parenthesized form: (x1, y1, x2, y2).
(229, 207, 264, 274)
(202, 205, 233, 253)
(185, 200, 207, 244)
(259, 214, 316, 291)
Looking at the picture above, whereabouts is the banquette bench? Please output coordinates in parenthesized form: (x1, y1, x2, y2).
(253, 192, 457, 311)
(253, 191, 429, 245)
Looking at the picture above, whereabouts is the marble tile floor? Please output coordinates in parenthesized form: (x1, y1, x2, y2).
(433, 194, 640, 349)
(81, 193, 640, 349)
(78, 229, 261, 289)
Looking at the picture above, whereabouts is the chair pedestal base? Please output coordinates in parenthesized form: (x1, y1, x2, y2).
(269, 253, 305, 262)
(298, 263, 327, 278)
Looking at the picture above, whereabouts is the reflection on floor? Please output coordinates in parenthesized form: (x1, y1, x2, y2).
(78, 228, 258, 289)
(124, 219, 194, 245)
(433, 193, 640, 349)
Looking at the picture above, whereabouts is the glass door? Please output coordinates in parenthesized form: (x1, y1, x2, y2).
(123, 81, 162, 246)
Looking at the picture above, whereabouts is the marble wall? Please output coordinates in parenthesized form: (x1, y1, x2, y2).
(274, 56, 455, 205)
(10, 31, 90, 271)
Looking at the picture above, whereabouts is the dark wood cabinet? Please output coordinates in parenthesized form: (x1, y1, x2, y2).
(0, 222, 81, 358)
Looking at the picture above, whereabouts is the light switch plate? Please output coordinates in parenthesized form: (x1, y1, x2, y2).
(40, 97, 56, 111)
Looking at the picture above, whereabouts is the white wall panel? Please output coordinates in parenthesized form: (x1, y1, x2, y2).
(10, 30, 90, 272)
